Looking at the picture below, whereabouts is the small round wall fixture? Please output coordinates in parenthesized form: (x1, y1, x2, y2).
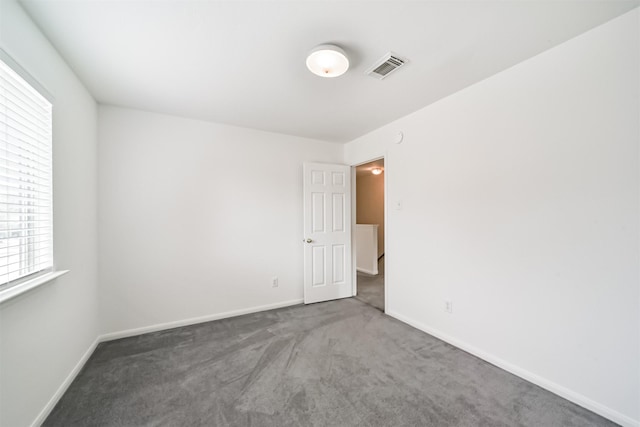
(306, 44, 349, 78)
(371, 167, 383, 175)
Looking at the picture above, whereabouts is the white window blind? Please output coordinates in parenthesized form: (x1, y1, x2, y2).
(0, 57, 53, 288)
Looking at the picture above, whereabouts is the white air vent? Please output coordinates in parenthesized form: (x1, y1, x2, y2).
(366, 52, 407, 80)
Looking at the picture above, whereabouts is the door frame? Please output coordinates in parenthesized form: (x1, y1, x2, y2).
(350, 155, 387, 313)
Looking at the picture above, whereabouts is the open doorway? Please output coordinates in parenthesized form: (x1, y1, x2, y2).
(354, 159, 385, 311)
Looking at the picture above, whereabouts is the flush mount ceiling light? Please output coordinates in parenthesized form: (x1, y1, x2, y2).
(306, 44, 349, 78)
(371, 167, 383, 175)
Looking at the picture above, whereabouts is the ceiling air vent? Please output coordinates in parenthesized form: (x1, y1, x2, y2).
(366, 52, 407, 80)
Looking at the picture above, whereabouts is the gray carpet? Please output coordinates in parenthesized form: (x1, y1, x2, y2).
(44, 298, 616, 427)
(356, 256, 385, 311)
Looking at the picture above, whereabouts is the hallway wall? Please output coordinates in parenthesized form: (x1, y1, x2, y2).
(356, 168, 385, 257)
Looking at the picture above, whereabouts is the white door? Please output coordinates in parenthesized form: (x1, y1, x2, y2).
(303, 162, 352, 304)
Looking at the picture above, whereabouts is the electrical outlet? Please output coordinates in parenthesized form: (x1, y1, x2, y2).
(271, 276, 279, 288)
(445, 300, 453, 314)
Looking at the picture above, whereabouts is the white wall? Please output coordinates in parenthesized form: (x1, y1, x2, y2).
(0, 0, 99, 426)
(98, 106, 342, 335)
(345, 9, 639, 427)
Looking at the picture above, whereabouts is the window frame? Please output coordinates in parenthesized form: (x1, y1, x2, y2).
(0, 49, 67, 304)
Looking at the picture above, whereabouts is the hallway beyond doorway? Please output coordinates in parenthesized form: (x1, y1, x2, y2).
(356, 255, 384, 311)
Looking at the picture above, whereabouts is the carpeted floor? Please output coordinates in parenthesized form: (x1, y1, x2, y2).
(44, 298, 616, 427)
(355, 256, 385, 311)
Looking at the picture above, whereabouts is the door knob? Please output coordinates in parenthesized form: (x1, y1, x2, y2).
(305, 238, 313, 243)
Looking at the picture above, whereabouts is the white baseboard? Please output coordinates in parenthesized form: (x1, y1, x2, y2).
(31, 336, 100, 427)
(386, 310, 639, 427)
(99, 299, 304, 342)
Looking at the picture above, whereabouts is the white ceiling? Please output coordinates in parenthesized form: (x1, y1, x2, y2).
(19, 0, 639, 143)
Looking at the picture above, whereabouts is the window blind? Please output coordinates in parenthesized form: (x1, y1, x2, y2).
(0, 58, 53, 287)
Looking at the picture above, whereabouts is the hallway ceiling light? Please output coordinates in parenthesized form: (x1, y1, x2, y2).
(371, 168, 383, 175)
(306, 44, 349, 78)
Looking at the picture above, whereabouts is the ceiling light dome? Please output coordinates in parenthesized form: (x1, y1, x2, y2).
(306, 44, 349, 78)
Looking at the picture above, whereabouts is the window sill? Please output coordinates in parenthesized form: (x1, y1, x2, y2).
(0, 270, 70, 305)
